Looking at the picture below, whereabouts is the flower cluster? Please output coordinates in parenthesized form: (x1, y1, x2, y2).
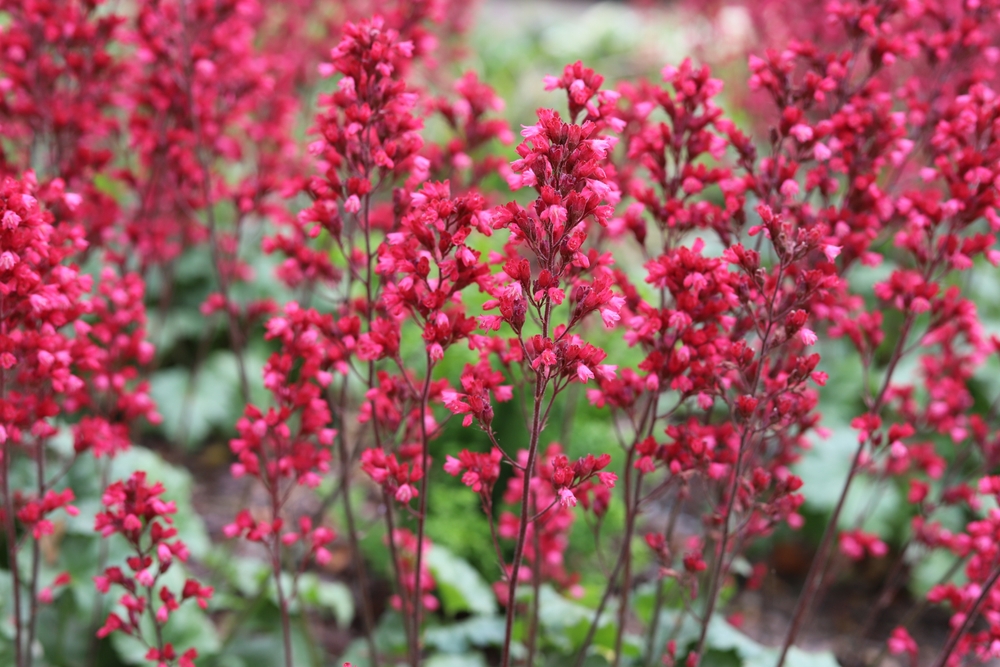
(0, 0, 125, 242)
(675, 1, 1000, 664)
(6, 2, 1000, 667)
(223, 303, 341, 609)
(1, 174, 161, 666)
(93, 472, 211, 667)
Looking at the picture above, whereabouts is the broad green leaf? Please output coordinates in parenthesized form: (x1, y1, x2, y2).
(425, 652, 488, 667)
(150, 351, 243, 448)
(426, 544, 498, 616)
(298, 573, 354, 627)
(424, 615, 506, 653)
(794, 426, 856, 512)
(909, 548, 965, 598)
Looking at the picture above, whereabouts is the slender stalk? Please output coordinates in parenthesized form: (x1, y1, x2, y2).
(612, 463, 642, 667)
(384, 494, 417, 661)
(146, 582, 166, 659)
(86, 460, 112, 667)
(501, 371, 547, 667)
(572, 553, 629, 667)
(693, 428, 751, 662)
(24, 443, 44, 667)
(645, 579, 666, 666)
(645, 496, 683, 666)
(775, 311, 916, 667)
(410, 361, 435, 667)
(336, 395, 380, 667)
(2, 449, 23, 667)
(270, 483, 294, 667)
(526, 501, 543, 667)
(772, 435, 865, 667)
(866, 554, 967, 667)
(574, 431, 653, 667)
(0, 300, 24, 667)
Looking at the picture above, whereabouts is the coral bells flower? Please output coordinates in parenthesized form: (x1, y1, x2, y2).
(231, 305, 339, 489)
(887, 627, 918, 661)
(443, 448, 502, 494)
(442, 361, 514, 428)
(494, 445, 602, 594)
(361, 447, 423, 504)
(543, 60, 623, 127)
(839, 530, 888, 561)
(93, 473, 210, 664)
(94, 473, 180, 553)
(13, 489, 79, 540)
(296, 16, 424, 245)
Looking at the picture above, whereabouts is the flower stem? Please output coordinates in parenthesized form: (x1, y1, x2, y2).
(501, 371, 546, 667)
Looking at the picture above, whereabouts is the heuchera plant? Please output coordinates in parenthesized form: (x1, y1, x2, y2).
(3, 0, 1000, 666)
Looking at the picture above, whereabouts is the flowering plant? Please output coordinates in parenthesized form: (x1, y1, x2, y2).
(2, 1, 1000, 667)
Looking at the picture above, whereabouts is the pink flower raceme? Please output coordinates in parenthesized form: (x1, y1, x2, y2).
(0, 173, 157, 598)
(443, 447, 502, 494)
(360, 446, 423, 506)
(93, 473, 210, 667)
(491, 446, 617, 599)
(14, 489, 79, 540)
(0, 0, 126, 243)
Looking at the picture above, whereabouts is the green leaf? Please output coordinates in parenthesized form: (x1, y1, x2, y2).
(659, 612, 841, 667)
(909, 547, 965, 598)
(425, 615, 506, 653)
(794, 426, 857, 512)
(340, 611, 410, 667)
(298, 573, 354, 627)
(425, 652, 488, 667)
(150, 351, 244, 448)
(426, 544, 498, 616)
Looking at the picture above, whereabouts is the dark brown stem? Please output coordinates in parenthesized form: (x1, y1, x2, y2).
(25, 443, 44, 667)
(613, 463, 642, 667)
(410, 360, 435, 667)
(384, 496, 417, 660)
(501, 371, 547, 667)
(269, 484, 294, 667)
(526, 495, 543, 667)
(776, 310, 916, 667)
(336, 396, 380, 667)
